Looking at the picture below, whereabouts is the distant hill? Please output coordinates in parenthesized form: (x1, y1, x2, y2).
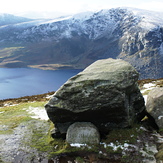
(0, 7, 163, 79)
(0, 13, 32, 25)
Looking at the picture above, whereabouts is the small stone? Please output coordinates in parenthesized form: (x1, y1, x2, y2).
(66, 122, 100, 144)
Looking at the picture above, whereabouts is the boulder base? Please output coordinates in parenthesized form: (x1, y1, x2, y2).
(45, 59, 146, 136)
(66, 122, 100, 144)
(146, 87, 163, 129)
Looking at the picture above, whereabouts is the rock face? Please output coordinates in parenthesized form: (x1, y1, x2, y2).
(66, 122, 100, 144)
(146, 87, 163, 129)
(45, 58, 146, 137)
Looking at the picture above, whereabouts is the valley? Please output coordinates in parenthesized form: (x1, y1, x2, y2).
(0, 7, 163, 79)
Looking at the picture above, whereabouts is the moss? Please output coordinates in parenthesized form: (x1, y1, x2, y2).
(48, 136, 101, 158)
(49, 141, 84, 156)
(22, 119, 70, 158)
(121, 155, 141, 163)
(75, 156, 85, 163)
(105, 146, 117, 153)
(23, 118, 75, 158)
(156, 149, 163, 160)
(104, 125, 142, 145)
(30, 124, 52, 152)
(0, 157, 5, 163)
(156, 143, 163, 160)
(46, 125, 145, 159)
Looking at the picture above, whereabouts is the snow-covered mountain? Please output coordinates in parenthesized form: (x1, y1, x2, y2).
(0, 7, 163, 79)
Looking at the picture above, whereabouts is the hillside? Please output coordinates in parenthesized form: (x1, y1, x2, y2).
(0, 79, 163, 162)
(0, 8, 163, 79)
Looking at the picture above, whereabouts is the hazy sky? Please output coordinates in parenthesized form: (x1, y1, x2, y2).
(0, 0, 163, 15)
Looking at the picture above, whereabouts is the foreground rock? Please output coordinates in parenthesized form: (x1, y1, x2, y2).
(146, 87, 163, 129)
(66, 122, 100, 144)
(45, 58, 146, 137)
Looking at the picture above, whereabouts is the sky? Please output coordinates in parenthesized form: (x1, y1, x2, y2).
(0, 0, 163, 18)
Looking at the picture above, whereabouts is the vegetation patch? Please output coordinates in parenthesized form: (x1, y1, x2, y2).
(156, 144, 163, 160)
(104, 125, 142, 144)
(0, 91, 54, 107)
(46, 124, 146, 158)
(0, 47, 24, 58)
(138, 78, 163, 89)
(0, 101, 46, 134)
(29, 64, 74, 70)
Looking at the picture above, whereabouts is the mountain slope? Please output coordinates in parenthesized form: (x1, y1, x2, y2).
(0, 8, 163, 79)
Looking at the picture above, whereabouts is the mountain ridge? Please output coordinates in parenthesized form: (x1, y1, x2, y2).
(0, 13, 33, 26)
(0, 7, 163, 79)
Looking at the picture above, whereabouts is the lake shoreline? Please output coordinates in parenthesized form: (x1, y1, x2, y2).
(0, 68, 82, 100)
(1, 78, 163, 105)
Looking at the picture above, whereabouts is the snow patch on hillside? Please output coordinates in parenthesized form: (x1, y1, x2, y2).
(141, 82, 157, 104)
(126, 8, 163, 29)
(27, 106, 49, 120)
(38, 16, 73, 25)
(73, 11, 93, 21)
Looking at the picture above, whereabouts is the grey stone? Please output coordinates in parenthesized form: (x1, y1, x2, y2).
(66, 122, 100, 144)
(146, 87, 163, 129)
(45, 58, 146, 136)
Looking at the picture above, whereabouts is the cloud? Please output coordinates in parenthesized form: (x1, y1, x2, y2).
(0, 0, 163, 15)
(136, 1, 163, 12)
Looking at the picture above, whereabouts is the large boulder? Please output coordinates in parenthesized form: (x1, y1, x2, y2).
(45, 58, 146, 137)
(146, 87, 163, 129)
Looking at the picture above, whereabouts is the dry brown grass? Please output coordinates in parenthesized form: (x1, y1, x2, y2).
(0, 91, 55, 107)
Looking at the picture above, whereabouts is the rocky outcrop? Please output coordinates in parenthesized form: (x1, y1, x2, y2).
(146, 87, 163, 129)
(45, 58, 146, 137)
(66, 122, 100, 144)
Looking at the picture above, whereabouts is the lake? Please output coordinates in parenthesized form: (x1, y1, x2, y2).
(0, 68, 82, 100)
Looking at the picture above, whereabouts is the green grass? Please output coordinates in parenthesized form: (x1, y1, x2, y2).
(26, 121, 53, 152)
(0, 105, 68, 157)
(0, 101, 46, 134)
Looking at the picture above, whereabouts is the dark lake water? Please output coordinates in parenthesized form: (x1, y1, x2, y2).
(0, 68, 82, 100)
